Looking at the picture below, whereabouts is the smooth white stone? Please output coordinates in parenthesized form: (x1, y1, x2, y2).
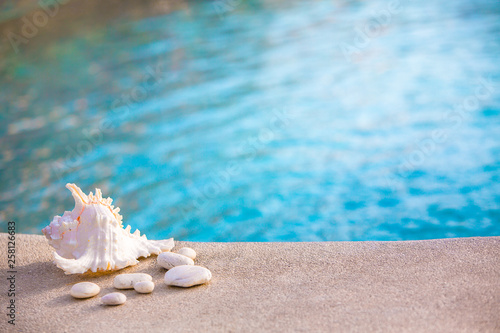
(164, 265, 211, 287)
(70, 282, 100, 299)
(157, 252, 194, 270)
(134, 281, 155, 294)
(177, 247, 196, 260)
(114, 273, 152, 289)
(101, 292, 126, 305)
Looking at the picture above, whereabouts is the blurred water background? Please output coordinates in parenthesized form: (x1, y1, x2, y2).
(1, 0, 499, 241)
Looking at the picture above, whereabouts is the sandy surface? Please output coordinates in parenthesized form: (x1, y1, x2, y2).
(0, 234, 499, 332)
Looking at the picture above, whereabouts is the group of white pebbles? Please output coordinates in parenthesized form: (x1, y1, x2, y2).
(69, 247, 212, 305)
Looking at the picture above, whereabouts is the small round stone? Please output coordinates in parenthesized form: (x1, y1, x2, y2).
(164, 265, 212, 287)
(134, 281, 155, 294)
(101, 292, 126, 305)
(157, 252, 194, 270)
(70, 282, 100, 299)
(114, 273, 152, 289)
(177, 247, 196, 260)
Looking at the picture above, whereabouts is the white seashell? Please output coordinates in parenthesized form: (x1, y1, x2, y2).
(70, 282, 100, 299)
(157, 252, 194, 270)
(176, 247, 196, 260)
(42, 183, 174, 274)
(164, 265, 212, 287)
(134, 281, 155, 293)
(114, 273, 152, 289)
(101, 292, 126, 305)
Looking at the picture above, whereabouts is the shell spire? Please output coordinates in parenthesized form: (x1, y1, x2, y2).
(42, 183, 174, 274)
(67, 183, 87, 220)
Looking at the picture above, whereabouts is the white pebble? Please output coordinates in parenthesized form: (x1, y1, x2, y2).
(70, 282, 100, 299)
(177, 247, 196, 260)
(101, 292, 126, 305)
(164, 265, 212, 287)
(134, 281, 155, 294)
(157, 252, 194, 270)
(114, 273, 152, 289)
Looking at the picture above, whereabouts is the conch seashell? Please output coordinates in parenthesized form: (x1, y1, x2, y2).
(42, 183, 174, 274)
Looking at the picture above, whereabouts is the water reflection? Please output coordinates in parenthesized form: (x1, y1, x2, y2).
(1, 0, 499, 241)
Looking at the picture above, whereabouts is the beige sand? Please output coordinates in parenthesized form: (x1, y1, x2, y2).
(1, 234, 499, 332)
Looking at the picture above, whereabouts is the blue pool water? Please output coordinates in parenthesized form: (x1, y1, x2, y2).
(1, 0, 499, 241)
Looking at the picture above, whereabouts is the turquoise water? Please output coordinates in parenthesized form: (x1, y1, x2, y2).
(1, 0, 499, 241)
